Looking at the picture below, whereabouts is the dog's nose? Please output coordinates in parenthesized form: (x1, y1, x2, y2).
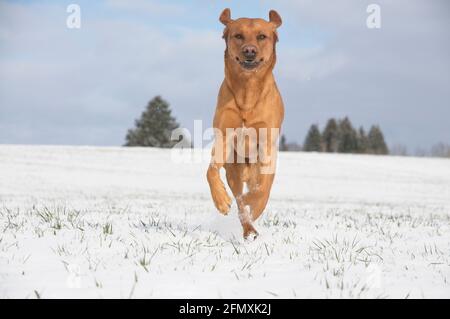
(242, 45, 257, 60)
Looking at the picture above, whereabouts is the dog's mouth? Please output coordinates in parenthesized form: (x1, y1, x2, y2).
(235, 56, 264, 70)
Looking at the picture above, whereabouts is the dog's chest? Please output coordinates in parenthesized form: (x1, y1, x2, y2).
(238, 100, 267, 127)
(240, 108, 252, 124)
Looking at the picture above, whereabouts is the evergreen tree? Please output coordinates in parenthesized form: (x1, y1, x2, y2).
(337, 117, 358, 153)
(303, 124, 322, 152)
(125, 96, 180, 147)
(279, 134, 288, 151)
(322, 118, 339, 152)
(356, 126, 369, 153)
(367, 125, 388, 154)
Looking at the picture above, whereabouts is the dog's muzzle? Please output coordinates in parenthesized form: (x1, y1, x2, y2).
(240, 59, 262, 70)
(238, 45, 262, 70)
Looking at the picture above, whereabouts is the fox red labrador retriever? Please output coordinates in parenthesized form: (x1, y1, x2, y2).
(207, 8, 284, 240)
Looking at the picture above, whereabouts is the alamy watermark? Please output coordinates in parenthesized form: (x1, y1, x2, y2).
(366, 4, 381, 29)
(66, 4, 81, 29)
(170, 120, 280, 174)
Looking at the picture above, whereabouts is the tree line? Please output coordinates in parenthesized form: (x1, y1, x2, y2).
(281, 117, 388, 155)
(125, 96, 449, 158)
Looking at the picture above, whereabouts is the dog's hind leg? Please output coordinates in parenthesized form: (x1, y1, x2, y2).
(224, 162, 244, 198)
(225, 163, 258, 239)
(242, 128, 278, 222)
(244, 164, 275, 221)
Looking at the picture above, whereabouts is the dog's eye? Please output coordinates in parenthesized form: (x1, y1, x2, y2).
(234, 34, 244, 40)
(257, 34, 267, 40)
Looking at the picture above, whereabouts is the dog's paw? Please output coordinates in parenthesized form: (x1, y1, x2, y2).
(212, 185, 232, 215)
(243, 226, 259, 241)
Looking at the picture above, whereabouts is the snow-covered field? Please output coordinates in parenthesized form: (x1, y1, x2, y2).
(0, 144, 449, 298)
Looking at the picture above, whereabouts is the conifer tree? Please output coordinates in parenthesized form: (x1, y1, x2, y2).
(125, 96, 180, 147)
(280, 134, 288, 151)
(356, 126, 369, 153)
(303, 124, 322, 152)
(322, 118, 339, 152)
(337, 117, 358, 153)
(367, 125, 389, 154)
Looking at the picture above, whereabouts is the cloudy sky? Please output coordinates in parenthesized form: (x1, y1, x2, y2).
(1, 0, 449, 151)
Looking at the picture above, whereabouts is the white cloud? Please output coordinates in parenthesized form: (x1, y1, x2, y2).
(0, 1, 223, 145)
(105, 0, 185, 15)
(0, 0, 449, 150)
(274, 0, 450, 149)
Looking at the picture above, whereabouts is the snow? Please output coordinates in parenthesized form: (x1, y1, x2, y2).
(0, 144, 449, 298)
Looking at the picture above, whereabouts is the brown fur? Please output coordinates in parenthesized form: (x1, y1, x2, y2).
(207, 8, 284, 240)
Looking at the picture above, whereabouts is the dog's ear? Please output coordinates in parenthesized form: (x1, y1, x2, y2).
(219, 8, 233, 26)
(269, 10, 282, 28)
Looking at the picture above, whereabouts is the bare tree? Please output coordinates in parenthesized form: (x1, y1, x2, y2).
(390, 144, 409, 156)
(430, 143, 450, 158)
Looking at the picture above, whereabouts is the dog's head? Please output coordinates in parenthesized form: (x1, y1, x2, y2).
(220, 8, 282, 72)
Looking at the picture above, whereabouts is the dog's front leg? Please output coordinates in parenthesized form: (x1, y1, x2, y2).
(207, 130, 233, 215)
(207, 105, 243, 215)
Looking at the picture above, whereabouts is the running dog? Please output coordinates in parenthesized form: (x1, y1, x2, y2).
(207, 8, 284, 240)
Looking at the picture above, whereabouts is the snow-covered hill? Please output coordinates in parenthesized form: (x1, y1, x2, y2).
(0, 145, 449, 298)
